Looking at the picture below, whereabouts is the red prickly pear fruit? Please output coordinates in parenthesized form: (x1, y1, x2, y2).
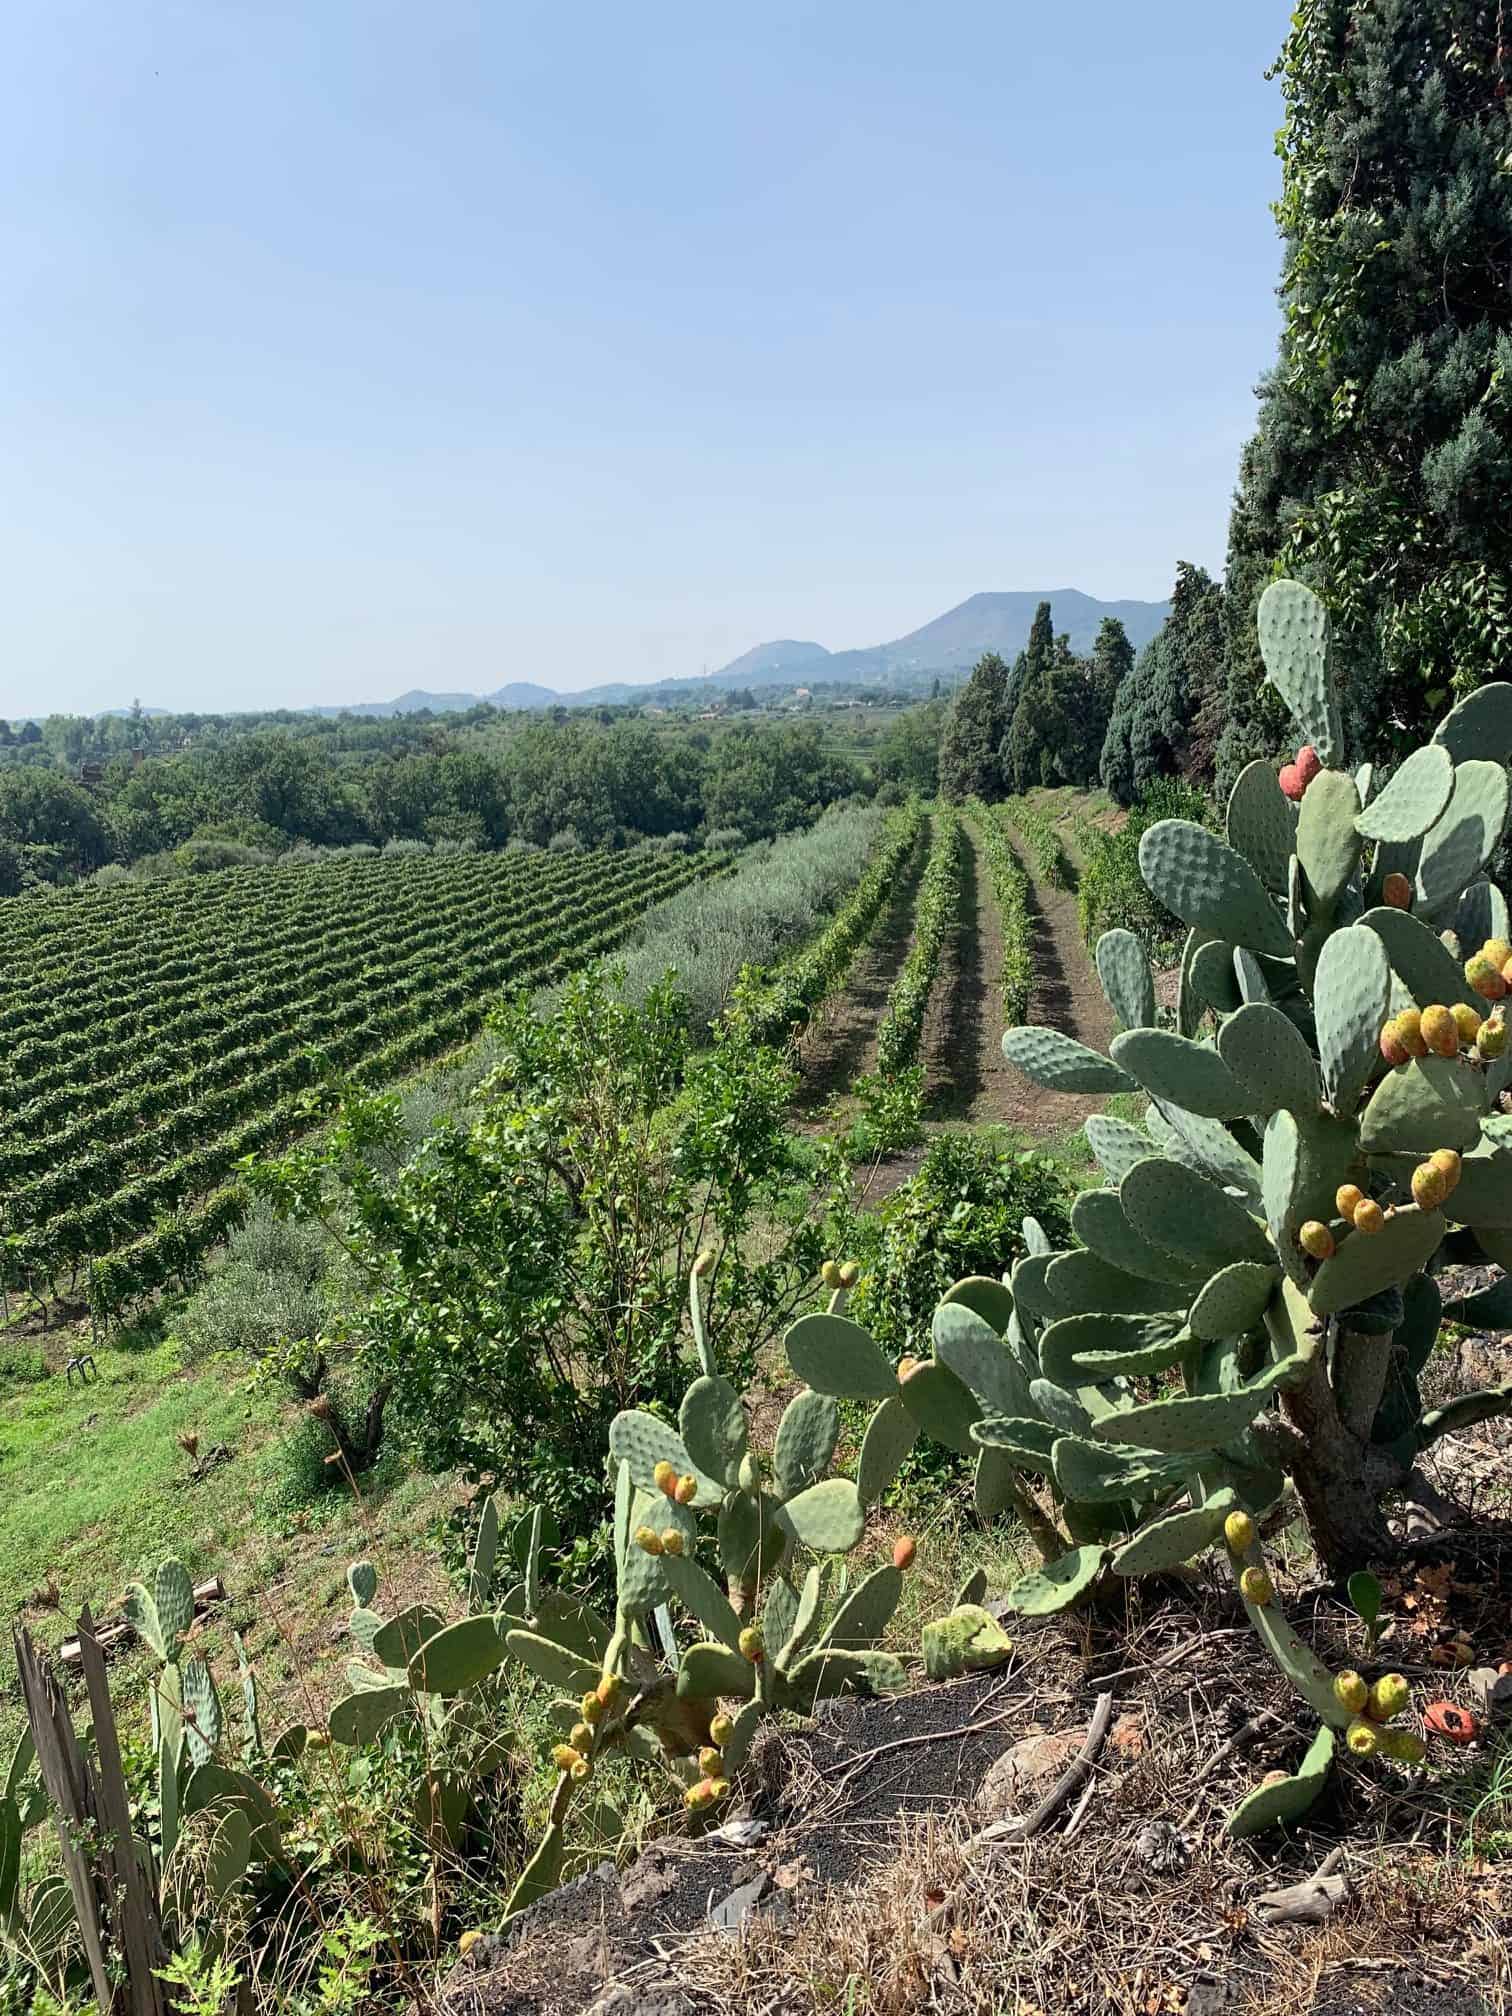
(1424, 1701, 1480, 1743)
(892, 1536, 917, 1571)
(1353, 1197, 1385, 1235)
(1298, 1220, 1335, 1260)
(737, 1625, 765, 1663)
(1279, 762, 1304, 802)
(652, 1460, 678, 1496)
(1379, 1022, 1410, 1067)
(1295, 746, 1321, 787)
(1382, 872, 1412, 909)
(1420, 1005, 1458, 1058)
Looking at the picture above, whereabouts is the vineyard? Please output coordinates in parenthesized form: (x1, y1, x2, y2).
(0, 845, 718, 1318)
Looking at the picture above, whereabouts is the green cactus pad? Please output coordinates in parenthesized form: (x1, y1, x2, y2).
(1148, 1101, 1264, 1203)
(1307, 1203, 1445, 1315)
(465, 1500, 499, 1613)
(777, 1562, 830, 1670)
(1359, 906, 1481, 1011)
(1176, 927, 1213, 1033)
(1029, 1376, 1094, 1435)
(659, 1555, 744, 1650)
(1009, 1251, 1062, 1322)
(1036, 1312, 1186, 1386)
(718, 1697, 766, 1773)
(762, 1574, 799, 1655)
(1120, 1159, 1271, 1269)
(920, 1604, 1016, 1681)
(372, 1605, 445, 1672)
(773, 1477, 864, 1553)
(1439, 1271, 1512, 1327)
(821, 1564, 904, 1650)
(1433, 681, 1512, 765)
(1355, 743, 1455, 842)
(772, 1389, 841, 1499)
(1000, 1025, 1134, 1092)
(1216, 1002, 1322, 1116)
(1022, 1215, 1052, 1255)
(1071, 1187, 1204, 1285)
(608, 1410, 725, 1502)
(1095, 928, 1156, 1030)
(406, 1616, 509, 1697)
(676, 1641, 758, 1701)
(784, 1311, 897, 1399)
(1256, 578, 1341, 764)
(717, 1489, 788, 1588)
(1417, 760, 1511, 910)
(1295, 768, 1362, 916)
(680, 1375, 749, 1488)
(1045, 1249, 1187, 1318)
(941, 1274, 1015, 1335)
(856, 1395, 920, 1506)
(932, 1299, 1033, 1412)
(1453, 876, 1510, 953)
(784, 1647, 909, 1712)
(969, 1413, 1059, 1471)
(1451, 1143, 1512, 1227)
(1188, 1261, 1281, 1342)
(328, 1685, 411, 1747)
(1312, 924, 1391, 1115)
(503, 1820, 565, 1921)
(1083, 1113, 1157, 1185)
(618, 1490, 697, 1612)
(1227, 760, 1297, 893)
(1189, 937, 1244, 1015)
(898, 1358, 983, 1453)
(1226, 1724, 1335, 1841)
(1138, 819, 1294, 958)
(1109, 1490, 1238, 1576)
(504, 1629, 604, 1695)
(1092, 1360, 1301, 1453)
(1006, 1543, 1110, 1616)
(1111, 1028, 1259, 1120)
(974, 1445, 1023, 1519)
(347, 1561, 378, 1609)
(181, 1657, 222, 1766)
(1358, 1055, 1486, 1153)
(1050, 1434, 1194, 1504)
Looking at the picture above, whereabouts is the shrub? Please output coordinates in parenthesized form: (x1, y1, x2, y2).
(547, 827, 583, 852)
(704, 826, 745, 852)
(176, 1202, 342, 1372)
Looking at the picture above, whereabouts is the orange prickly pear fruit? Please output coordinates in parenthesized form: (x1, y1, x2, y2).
(674, 1474, 698, 1505)
(1279, 762, 1304, 801)
(1334, 1670, 1370, 1714)
(684, 1777, 715, 1810)
(1240, 1567, 1274, 1605)
(892, 1535, 917, 1570)
(1379, 1019, 1411, 1067)
(1353, 1197, 1385, 1235)
(1336, 1183, 1366, 1219)
(698, 1746, 722, 1775)
(897, 1355, 922, 1382)
(652, 1459, 678, 1496)
(659, 1528, 684, 1556)
(634, 1527, 664, 1555)
(1299, 1220, 1335, 1260)
(1421, 1004, 1458, 1057)
(1396, 1007, 1428, 1056)
(709, 1712, 734, 1746)
(552, 1744, 582, 1772)
(1429, 1148, 1462, 1192)
(1295, 746, 1321, 788)
(738, 1625, 765, 1663)
(1224, 1510, 1256, 1553)
(1382, 872, 1412, 909)
(1346, 1718, 1380, 1756)
(1452, 1002, 1483, 1046)
(1478, 1013, 1509, 1059)
(1466, 952, 1508, 999)
(1368, 1673, 1410, 1721)
(596, 1672, 623, 1708)
(1411, 1161, 1449, 1209)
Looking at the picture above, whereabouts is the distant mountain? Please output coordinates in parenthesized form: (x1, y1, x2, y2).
(312, 681, 558, 718)
(706, 639, 831, 686)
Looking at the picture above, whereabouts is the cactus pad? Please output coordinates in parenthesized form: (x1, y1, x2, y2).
(680, 1375, 749, 1487)
(932, 1300, 1033, 1412)
(1444, 1142, 1512, 1227)
(784, 1647, 909, 1711)
(1083, 1112, 1158, 1185)
(1226, 1724, 1335, 1840)
(1355, 743, 1455, 842)
(920, 1605, 1015, 1680)
(659, 1555, 744, 1650)
(1092, 1364, 1299, 1453)
(897, 1358, 983, 1453)
(773, 1477, 865, 1553)
(1417, 760, 1511, 910)
(676, 1641, 758, 1701)
(1296, 768, 1361, 916)
(969, 1413, 1059, 1470)
(1360, 905, 1481, 1011)
(1149, 1100, 1265, 1202)
(1358, 1055, 1485, 1154)
(328, 1685, 411, 1747)
(181, 1657, 222, 1765)
(1109, 1491, 1237, 1576)
(154, 1558, 195, 1659)
(784, 1311, 897, 1400)
(1045, 1249, 1187, 1318)
(407, 1617, 509, 1697)
(973, 1445, 1023, 1518)
(1313, 924, 1392, 1114)
(1071, 1187, 1204, 1284)
(1187, 1261, 1280, 1342)
(1227, 760, 1297, 893)
(772, 1388, 841, 1498)
(1050, 1434, 1194, 1503)
(1137, 819, 1294, 958)
(856, 1394, 920, 1505)
(1120, 1158, 1271, 1269)
(1307, 1204, 1446, 1315)
(1095, 928, 1156, 1030)
(347, 1561, 378, 1609)
(505, 1630, 603, 1695)
(608, 1410, 724, 1502)
(1216, 1002, 1321, 1116)
(1433, 681, 1512, 765)
(1256, 578, 1342, 765)
(821, 1564, 904, 1650)
(940, 1273, 1015, 1335)
(1000, 1025, 1134, 1092)
(1190, 937, 1244, 1014)
(1006, 1543, 1110, 1616)
(1036, 1312, 1185, 1386)
(1111, 1027, 1259, 1120)
(373, 1605, 445, 1672)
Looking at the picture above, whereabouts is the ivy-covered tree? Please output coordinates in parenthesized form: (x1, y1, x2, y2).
(1225, 1, 1512, 759)
(937, 650, 1013, 801)
(1100, 564, 1226, 806)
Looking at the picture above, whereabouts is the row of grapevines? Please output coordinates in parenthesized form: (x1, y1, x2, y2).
(873, 807, 963, 1076)
(1002, 795, 1074, 890)
(968, 802, 1035, 1026)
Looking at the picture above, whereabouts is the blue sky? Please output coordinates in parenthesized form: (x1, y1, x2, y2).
(2, 2, 1286, 715)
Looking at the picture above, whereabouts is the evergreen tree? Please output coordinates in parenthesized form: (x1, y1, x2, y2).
(1000, 602, 1058, 793)
(937, 651, 1013, 800)
(1100, 565, 1226, 806)
(1224, 3, 1512, 758)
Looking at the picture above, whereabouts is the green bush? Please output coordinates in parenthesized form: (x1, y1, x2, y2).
(1075, 776, 1211, 963)
(1003, 796, 1073, 890)
(176, 1202, 343, 1369)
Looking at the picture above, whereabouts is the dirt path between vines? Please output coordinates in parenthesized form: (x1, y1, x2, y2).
(923, 816, 1007, 1127)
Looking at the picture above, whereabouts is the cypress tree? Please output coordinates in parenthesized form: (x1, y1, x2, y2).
(937, 650, 1013, 800)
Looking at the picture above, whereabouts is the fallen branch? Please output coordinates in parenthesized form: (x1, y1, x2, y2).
(989, 1690, 1114, 1844)
(1254, 1845, 1349, 1926)
(61, 1577, 223, 1667)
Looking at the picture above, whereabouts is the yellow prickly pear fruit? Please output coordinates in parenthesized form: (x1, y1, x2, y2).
(1346, 1718, 1380, 1757)
(1335, 1183, 1365, 1219)
(596, 1671, 623, 1708)
(683, 1781, 710, 1811)
(581, 1691, 603, 1724)
(1452, 1002, 1483, 1046)
(820, 1259, 843, 1290)
(1429, 1148, 1462, 1193)
(1239, 1566, 1273, 1606)
(1223, 1510, 1256, 1553)
(1421, 1004, 1458, 1057)
(570, 1756, 592, 1781)
(693, 1248, 715, 1276)
(1466, 952, 1508, 1000)
(552, 1744, 582, 1772)
(1411, 1160, 1449, 1209)
(838, 1261, 860, 1287)
(709, 1711, 734, 1746)
(1377, 1727, 1426, 1764)
(1368, 1672, 1410, 1721)
(673, 1474, 698, 1505)
(305, 1729, 332, 1750)
(1334, 1670, 1370, 1714)
(571, 1721, 594, 1750)
(659, 1528, 684, 1556)
(653, 1459, 678, 1496)
(634, 1527, 664, 1555)
(1353, 1197, 1385, 1235)
(897, 1355, 922, 1382)
(708, 1777, 730, 1800)
(1486, 938, 1512, 970)
(1298, 1220, 1335, 1260)
(737, 1625, 765, 1663)
(1478, 1012, 1509, 1059)
(1396, 1006, 1429, 1056)
(698, 1745, 721, 1775)
(459, 1930, 484, 1957)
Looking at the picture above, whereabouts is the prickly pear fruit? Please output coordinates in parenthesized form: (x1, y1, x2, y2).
(634, 1527, 664, 1556)
(1299, 1220, 1335, 1261)
(707, 1777, 730, 1800)
(571, 1721, 594, 1749)
(1452, 1003, 1483, 1046)
(1411, 1161, 1449, 1209)
(1368, 1673, 1410, 1721)
(1295, 746, 1321, 788)
(1382, 872, 1412, 910)
(570, 1756, 592, 1781)
(1353, 1197, 1385, 1235)
(1279, 762, 1304, 802)
(1466, 953, 1508, 1000)
(653, 1459, 678, 1496)
(1346, 1718, 1380, 1756)
(1478, 1013, 1509, 1060)
(898, 1356, 922, 1382)
(1334, 1670, 1370, 1714)
(1224, 1510, 1257, 1553)
(581, 1692, 603, 1724)
(738, 1625, 765, 1664)
(1240, 1567, 1274, 1606)
(1428, 1148, 1462, 1192)
(459, 1930, 484, 1957)
(1335, 1184, 1366, 1220)
(552, 1744, 582, 1772)
(709, 1712, 734, 1746)
(1485, 938, 1512, 970)
(1379, 1021, 1411, 1068)
(892, 1536, 917, 1571)
(1396, 1007, 1428, 1057)
(1424, 1701, 1480, 1743)
(698, 1746, 722, 1775)
(693, 1249, 715, 1277)
(684, 1778, 716, 1810)
(838, 1261, 860, 1287)
(674, 1474, 698, 1506)
(660, 1529, 685, 1556)
(1260, 1769, 1290, 1787)
(821, 1260, 843, 1290)
(1421, 1005, 1458, 1058)
(596, 1672, 623, 1708)
(1377, 1727, 1426, 1764)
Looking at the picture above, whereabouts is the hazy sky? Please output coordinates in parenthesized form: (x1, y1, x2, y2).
(2, 3, 1286, 716)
